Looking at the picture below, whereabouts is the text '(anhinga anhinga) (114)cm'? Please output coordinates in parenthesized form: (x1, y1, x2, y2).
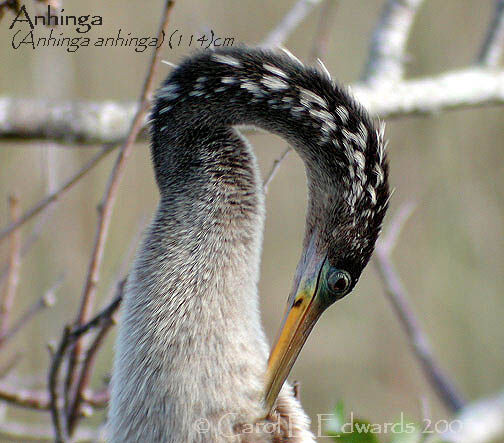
(108, 46, 389, 442)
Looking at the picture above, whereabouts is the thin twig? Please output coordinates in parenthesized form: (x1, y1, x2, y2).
(261, 0, 323, 48)
(0, 201, 57, 287)
(362, 0, 425, 85)
(374, 204, 465, 413)
(0, 275, 62, 346)
(379, 201, 416, 253)
(263, 146, 292, 194)
(67, 281, 123, 433)
(68, 316, 116, 432)
(83, 387, 109, 408)
(0, 381, 50, 410)
(0, 195, 21, 335)
(48, 286, 123, 439)
(0, 144, 116, 243)
(49, 325, 71, 442)
(0, 421, 103, 442)
(477, 0, 504, 67)
(0, 381, 108, 411)
(70, 287, 123, 341)
(65, 5, 176, 429)
(262, 1, 338, 194)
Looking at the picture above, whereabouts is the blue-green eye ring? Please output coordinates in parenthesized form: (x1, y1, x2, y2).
(326, 268, 351, 295)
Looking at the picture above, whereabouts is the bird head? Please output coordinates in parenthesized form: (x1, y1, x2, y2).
(264, 118, 390, 412)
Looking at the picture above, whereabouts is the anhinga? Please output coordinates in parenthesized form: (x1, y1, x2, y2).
(108, 46, 389, 442)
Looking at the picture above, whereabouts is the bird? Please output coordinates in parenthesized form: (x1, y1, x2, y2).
(107, 46, 389, 442)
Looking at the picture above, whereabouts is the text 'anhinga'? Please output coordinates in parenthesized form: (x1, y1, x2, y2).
(108, 46, 389, 442)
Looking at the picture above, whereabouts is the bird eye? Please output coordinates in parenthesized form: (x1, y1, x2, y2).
(326, 269, 351, 295)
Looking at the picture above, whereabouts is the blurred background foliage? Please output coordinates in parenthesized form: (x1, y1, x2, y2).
(0, 0, 503, 439)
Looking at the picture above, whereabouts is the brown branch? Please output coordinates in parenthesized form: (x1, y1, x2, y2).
(0, 195, 21, 335)
(477, 0, 504, 67)
(48, 284, 123, 439)
(0, 216, 45, 286)
(0, 194, 58, 287)
(64, 5, 176, 430)
(0, 275, 61, 347)
(82, 387, 109, 409)
(70, 287, 123, 341)
(0, 421, 102, 442)
(67, 315, 116, 432)
(0, 381, 108, 411)
(362, 0, 425, 85)
(67, 280, 124, 433)
(48, 325, 71, 442)
(261, 0, 323, 48)
(0, 144, 116, 244)
(0, 381, 49, 410)
(374, 204, 465, 413)
(102, 214, 147, 307)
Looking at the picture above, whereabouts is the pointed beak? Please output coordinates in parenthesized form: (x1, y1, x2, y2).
(264, 238, 326, 413)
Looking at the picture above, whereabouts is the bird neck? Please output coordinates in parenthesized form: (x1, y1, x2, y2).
(150, 48, 385, 253)
(109, 127, 270, 440)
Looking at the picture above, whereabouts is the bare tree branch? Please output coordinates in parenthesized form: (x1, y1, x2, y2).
(374, 204, 465, 413)
(49, 325, 71, 442)
(477, 0, 504, 67)
(0, 421, 103, 442)
(0, 195, 21, 335)
(263, 146, 292, 194)
(0, 381, 108, 411)
(379, 201, 416, 254)
(0, 95, 139, 143)
(354, 68, 504, 118)
(67, 281, 122, 433)
(47, 283, 123, 440)
(69, 287, 123, 341)
(263, 2, 337, 193)
(0, 280, 118, 415)
(0, 381, 49, 410)
(2, 67, 503, 145)
(64, 5, 176, 432)
(362, 0, 425, 85)
(0, 145, 116, 243)
(261, 0, 323, 48)
(0, 275, 61, 347)
(0, 201, 57, 285)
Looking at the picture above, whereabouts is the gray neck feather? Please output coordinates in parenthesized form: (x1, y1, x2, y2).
(108, 46, 384, 442)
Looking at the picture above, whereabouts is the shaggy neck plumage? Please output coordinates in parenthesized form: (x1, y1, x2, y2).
(109, 47, 387, 442)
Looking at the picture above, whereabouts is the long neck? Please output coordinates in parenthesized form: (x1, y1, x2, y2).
(109, 128, 270, 441)
(109, 47, 383, 442)
(151, 48, 384, 251)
